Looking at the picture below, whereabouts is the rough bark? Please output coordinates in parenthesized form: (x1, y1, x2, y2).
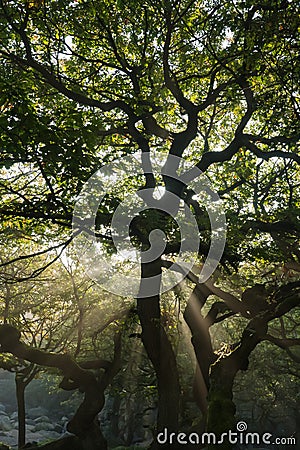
(206, 360, 237, 450)
(183, 285, 216, 414)
(137, 260, 180, 447)
(206, 288, 300, 450)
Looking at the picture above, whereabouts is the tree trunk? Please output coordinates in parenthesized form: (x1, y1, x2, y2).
(15, 365, 37, 449)
(138, 294, 180, 432)
(206, 360, 236, 450)
(15, 376, 26, 449)
(80, 422, 107, 450)
(184, 288, 215, 414)
(137, 260, 180, 447)
(206, 315, 270, 449)
(192, 363, 209, 415)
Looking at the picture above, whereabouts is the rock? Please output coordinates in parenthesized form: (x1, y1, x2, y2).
(0, 404, 6, 413)
(33, 430, 60, 440)
(60, 431, 74, 439)
(60, 416, 69, 423)
(33, 422, 55, 432)
(26, 419, 36, 426)
(33, 416, 51, 424)
(27, 407, 48, 419)
(54, 424, 63, 434)
(0, 428, 18, 447)
(10, 412, 18, 421)
(0, 416, 13, 432)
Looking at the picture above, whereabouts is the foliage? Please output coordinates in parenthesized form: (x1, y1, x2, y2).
(0, 0, 299, 448)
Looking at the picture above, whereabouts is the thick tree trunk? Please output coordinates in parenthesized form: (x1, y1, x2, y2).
(137, 294, 180, 432)
(206, 360, 236, 450)
(137, 260, 180, 446)
(192, 363, 208, 415)
(206, 313, 271, 449)
(79, 422, 107, 450)
(184, 287, 216, 414)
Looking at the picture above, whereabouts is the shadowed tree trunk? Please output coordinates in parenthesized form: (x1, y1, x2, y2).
(137, 259, 180, 448)
(206, 287, 300, 450)
(15, 375, 26, 449)
(183, 285, 216, 415)
(15, 365, 37, 448)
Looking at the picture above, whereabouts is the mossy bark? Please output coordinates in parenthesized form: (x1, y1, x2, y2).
(206, 361, 236, 450)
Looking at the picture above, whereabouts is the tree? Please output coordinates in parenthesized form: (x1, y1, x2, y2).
(0, 240, 80, 447)
(0, 0, 299, 449)
(0, 237, 129, 449)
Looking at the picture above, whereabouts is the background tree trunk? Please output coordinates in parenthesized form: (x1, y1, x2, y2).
(15, 376, 26, 449)
(15, 365, 37, 449)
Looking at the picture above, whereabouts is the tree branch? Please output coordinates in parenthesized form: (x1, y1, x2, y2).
(263, 334, 300, 349)
(0, 324, 101, 436)
(242, 135, 300, 164)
